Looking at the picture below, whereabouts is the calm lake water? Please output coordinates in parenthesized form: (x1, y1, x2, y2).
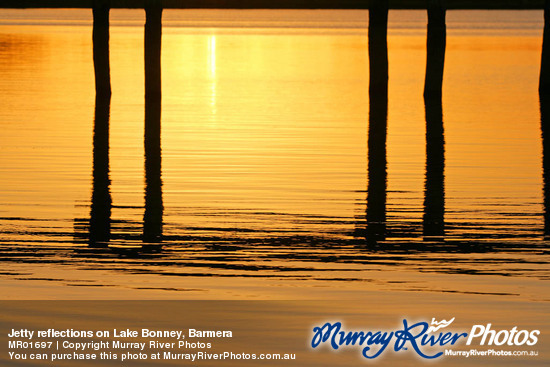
(0, 9, 548, 302)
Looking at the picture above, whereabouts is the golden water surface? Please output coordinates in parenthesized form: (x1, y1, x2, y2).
(0, 10, 547, 302)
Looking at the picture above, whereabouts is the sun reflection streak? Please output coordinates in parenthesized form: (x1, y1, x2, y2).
(208, 35, 217, 115)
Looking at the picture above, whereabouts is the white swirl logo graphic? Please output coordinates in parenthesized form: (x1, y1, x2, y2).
(427, 318, 455, 333)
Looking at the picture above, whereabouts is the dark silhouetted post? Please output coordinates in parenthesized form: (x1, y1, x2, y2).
(90, 94, 112, 247)
(541, 0, 550, 94)
(365, 0, 389, 245)
(145, 0, 162, 101)
(143, 0, 163, 247)
(424, 0, 446, 98)
(423, 96, 445, 240)
(366, 89, 388, 246)
(92, 0, 111, 96)
(368, 0, 388, 97)
(144, 96, 163, 245)
(540, 94, 550, 238)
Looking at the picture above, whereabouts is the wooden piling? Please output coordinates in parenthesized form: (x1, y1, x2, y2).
(92, 0, 111, 96)
(143, 0, 163, 245)
(541, 0, 550, 94)
(424, 0, 446, 98)
(423, 96, 445, 239)
(145, 0, 162, 100)
(368, 0, 389, 97)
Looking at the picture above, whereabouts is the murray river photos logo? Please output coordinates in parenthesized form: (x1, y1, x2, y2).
(310, 318, 540, 360)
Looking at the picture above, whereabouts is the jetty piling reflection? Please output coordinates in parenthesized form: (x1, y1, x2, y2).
(143, 92, 163, 246)
(540, 94, 550, 238)
(89, 93, 112, 247)
(84, 4, 165, 250)
(423, 96, 445, 241)
(143, 0, 164, 247)
(366, 77, 388, 246)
